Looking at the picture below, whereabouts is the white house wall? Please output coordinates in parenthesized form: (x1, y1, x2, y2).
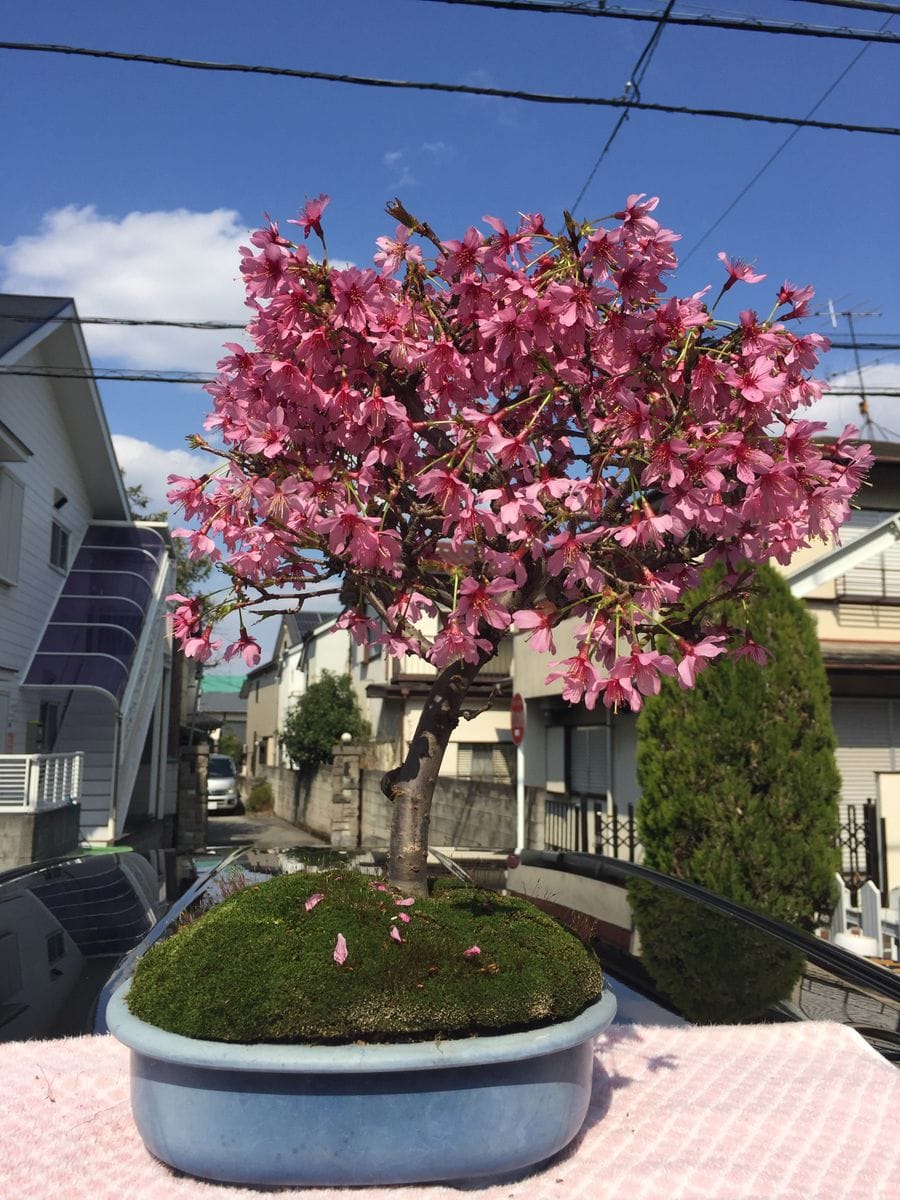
(0, 355, 94, 750)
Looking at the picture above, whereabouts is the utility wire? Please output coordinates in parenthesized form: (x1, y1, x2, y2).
(0, 41, 897, 136)
(785, 0, 900, 14)
(2, 310, 900, 351)
(571, 0, 676, 212)
(680, 13, 892, 264)
(3, 365, 899, 393)
(421, 0, 900, 44)
(0, 312, 245, 330)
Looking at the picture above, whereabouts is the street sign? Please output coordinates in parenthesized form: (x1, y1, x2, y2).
(510, 693, 525, 746)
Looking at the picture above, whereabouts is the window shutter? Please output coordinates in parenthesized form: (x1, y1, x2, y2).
(0, 471, 24, 584)
(569, 725, 609, 796)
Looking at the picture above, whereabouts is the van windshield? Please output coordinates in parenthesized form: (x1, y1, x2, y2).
(208, 756, 235, 778)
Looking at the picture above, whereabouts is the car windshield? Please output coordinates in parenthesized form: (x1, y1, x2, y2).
(207, 756, 234, 778)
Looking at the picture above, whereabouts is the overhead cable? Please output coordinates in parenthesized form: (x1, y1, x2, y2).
(679, 12, 892, 264)
(1, 311, 900, 352)
(0, 41, 897, 136)
(571, 0, 677, 212)
(785, 0, 900, 14)
(3, 365, 899, 394)
(421, 0, 900, 44)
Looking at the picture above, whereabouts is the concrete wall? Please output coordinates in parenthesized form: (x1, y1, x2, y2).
(264, 762, 334, 839)
(260, 748, 542, 852)
(357, 768, 539, 850)
(0, 803, 81, 871)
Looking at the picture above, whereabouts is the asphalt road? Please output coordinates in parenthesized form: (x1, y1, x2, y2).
(204, 809, 328, 851)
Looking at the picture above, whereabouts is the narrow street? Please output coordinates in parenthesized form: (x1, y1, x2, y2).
(205, 810, 328, 852)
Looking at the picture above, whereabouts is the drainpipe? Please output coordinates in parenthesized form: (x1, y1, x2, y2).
(108, 706, 122, 842)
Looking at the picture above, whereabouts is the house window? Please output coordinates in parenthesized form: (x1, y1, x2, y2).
(568, 725, 609, 797)
(457, 742, 515, 783)
(50, 520, 69, 571)
(0, 470, 25, 585)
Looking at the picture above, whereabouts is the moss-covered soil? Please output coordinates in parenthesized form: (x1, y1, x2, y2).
(126, 869, 604, 1044)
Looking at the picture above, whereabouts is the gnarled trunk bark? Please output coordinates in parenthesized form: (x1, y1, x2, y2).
(381, 655, 487, 896)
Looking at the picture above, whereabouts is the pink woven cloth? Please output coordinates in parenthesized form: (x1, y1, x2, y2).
(1, 1022, 898, 1200)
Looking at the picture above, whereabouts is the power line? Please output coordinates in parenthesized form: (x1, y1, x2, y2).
(0, 41, 897, 136)
(786, 0, 900, 14)
(3, 309, 900, 351)
(0, 366, 211, 384)
(0, 312, 244, 330)
(571, 0, 677, 212)
(680, 12, 892, 264)
(3, 365, 900, 392)
(421, 0, 900, 44)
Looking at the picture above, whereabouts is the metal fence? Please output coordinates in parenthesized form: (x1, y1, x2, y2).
(836, 800, 884, 893)
(544, 795, 882, 885)
(544, 796, 642, 862)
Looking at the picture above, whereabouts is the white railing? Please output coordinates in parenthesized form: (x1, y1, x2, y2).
(0, 752, 84, 812)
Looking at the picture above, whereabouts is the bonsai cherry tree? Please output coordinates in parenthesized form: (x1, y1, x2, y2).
(167, 192, 869, 895)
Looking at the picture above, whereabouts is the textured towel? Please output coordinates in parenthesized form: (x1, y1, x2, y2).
(0, 1022, 897, 1200)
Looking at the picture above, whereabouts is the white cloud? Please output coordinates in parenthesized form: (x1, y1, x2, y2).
(0, 205, 251, 371)
(113, 434, 210, 516)
(421, 140, 451, 161)
(809, 360, 900, 440)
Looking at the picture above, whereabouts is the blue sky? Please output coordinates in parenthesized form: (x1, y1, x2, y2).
(1, 0, 898, 663)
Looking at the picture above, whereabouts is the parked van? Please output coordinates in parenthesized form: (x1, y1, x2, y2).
(206, 754, 240, 814)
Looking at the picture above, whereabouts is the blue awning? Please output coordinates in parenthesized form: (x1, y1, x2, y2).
(23, 524, 167, 705)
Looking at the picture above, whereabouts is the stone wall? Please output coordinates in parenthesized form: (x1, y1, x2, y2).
(263, 763, 333, 839)
(257, 745, 545, 852)
(175, 741, 208, 853)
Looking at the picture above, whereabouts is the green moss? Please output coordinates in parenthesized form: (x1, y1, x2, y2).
(127, 869, 604, 1044)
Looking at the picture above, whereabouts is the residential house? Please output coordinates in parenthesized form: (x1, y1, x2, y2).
(196, 675, 248, 757)
(241, 611, 343, 779)
(0, 295, 176, 868)
(356, 615, 514, 783)
(514, 441, 900, 888)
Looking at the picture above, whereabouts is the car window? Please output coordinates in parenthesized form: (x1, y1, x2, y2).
(207, 756, 235, 778)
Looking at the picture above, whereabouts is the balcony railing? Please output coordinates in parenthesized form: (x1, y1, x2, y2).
(392, 637, 514, 681)
(0, 752, 84, 812)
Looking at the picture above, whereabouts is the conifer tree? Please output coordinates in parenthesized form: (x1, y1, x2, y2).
(636, 563, 840, 929)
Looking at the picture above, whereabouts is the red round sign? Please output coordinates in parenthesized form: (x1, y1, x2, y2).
(510, 693, 525, 746)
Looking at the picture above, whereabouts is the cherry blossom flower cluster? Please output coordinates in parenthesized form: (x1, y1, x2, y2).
(167, 193, 870, 710)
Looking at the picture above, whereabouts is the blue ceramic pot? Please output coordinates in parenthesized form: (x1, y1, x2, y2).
(107, 979, 616, 1187)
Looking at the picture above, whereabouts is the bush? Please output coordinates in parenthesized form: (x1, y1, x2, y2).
(217, 730, 244, 765)
(246, 778, 273, 813)
(637, 563, 840, 931)
(280, 671, 369, 771)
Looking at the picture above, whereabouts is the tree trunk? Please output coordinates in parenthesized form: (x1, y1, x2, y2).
(381, 655, 487, 896)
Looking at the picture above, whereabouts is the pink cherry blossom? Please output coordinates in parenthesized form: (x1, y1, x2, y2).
(183, 626, 221, 663)
(290, 194, 330, 239)
(717, 251, 766, 291)
(333, 933, 348, 965)
(463, 946, 481, 958)
(304, 893, 325, 912)
(165, 194, 869, 730)
(389, 925, 403, 944)
(222, 631, 262, 669)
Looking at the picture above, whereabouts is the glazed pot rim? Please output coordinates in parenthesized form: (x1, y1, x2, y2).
(106, 979, 616, 1074)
